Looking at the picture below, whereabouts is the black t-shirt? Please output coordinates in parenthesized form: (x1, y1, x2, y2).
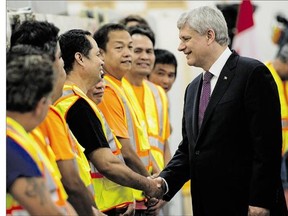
(66, 98, 109, 157)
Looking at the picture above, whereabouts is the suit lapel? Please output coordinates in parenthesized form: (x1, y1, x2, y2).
(185, 75, 202, 143)
(192, 78, 202, 140)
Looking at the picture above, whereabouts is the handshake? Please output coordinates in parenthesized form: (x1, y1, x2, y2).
(144, 175, 166, 202)
(142, 175, 168, 215)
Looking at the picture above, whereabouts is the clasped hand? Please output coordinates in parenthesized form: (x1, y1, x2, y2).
(145, 175, 165, 202)
(248, 206, 270, 216)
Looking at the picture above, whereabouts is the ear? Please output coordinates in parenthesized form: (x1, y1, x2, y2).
(34, 97, 50, 118)
(206, 29, 215, 44)
(75, 52, 85, 66)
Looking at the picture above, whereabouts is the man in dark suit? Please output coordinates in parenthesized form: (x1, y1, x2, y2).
(151, 6, 287, 216)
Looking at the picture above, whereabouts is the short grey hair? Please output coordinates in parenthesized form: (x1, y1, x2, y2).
(177, 6, 229, 46)
(7, 54, 55, 112)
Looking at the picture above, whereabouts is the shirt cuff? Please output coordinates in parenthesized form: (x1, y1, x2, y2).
(161, 177, 169, 195)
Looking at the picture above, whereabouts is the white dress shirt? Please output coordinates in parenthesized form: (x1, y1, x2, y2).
(204, 47, 232, 95)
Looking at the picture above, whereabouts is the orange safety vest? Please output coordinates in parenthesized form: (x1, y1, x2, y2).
(266, 62, 288, 155)
(6, 117, 68, 215)
(105, 76, 152, 202)
(55, 84, 134, 211)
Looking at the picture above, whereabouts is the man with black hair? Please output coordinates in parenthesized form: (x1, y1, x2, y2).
(122, 25, 172, 215)
(9, 20, 100, 216)
(93, 23, 159, 215)
(56, 29, 163, 216)
(148, 49, 177, 93)
(119, 14, 150, 28)
(7, 52, 76, 216)
(10, 20, 59, 57)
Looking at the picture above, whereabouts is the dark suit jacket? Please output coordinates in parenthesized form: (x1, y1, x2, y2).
(160, 51, 287, 216)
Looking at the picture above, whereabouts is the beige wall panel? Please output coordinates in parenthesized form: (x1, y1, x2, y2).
(147, 1, 187, 9)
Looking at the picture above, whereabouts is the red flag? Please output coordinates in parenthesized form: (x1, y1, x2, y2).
(232, 0, 259, 59)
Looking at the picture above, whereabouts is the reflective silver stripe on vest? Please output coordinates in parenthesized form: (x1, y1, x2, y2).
(40, 155, 58, 201)
(105, 79, 135, 149)
(122, 97, 136, 151)
(282, 119, 288, 129)
(90, 161, 100, 175)
(67, 130, 81, 172)
(101, 112, 117, 151)
(105, 79, 150, 167)
(141, 154, 150, 167)
(87, 183, 95, 195)
(145, 82, 163, 136)
(9, 209, 30, 216)
(62, 89, 74, 97)
(100, 111, 125, 162)
(149, 137, 164, 152)
(121, 93, 149, 167)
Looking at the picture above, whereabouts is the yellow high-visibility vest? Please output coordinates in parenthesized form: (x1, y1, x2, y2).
(144, 80, 170, 171)
(69, 130, 95, 194)
(6, 117, 68, 215)
(266, 62, 288, 155)
(55, 84, 134, 211)
(30, 105, 94, 195)
(122, 78, 170, 171)
(106, 76, 152, 202)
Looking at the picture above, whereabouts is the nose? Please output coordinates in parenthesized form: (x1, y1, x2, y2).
(140, 51, 150, 60)
(178, 41, 185, 52)
(99, 54, 105, 62)
(123, 46, 132, 57)
(162, 75, 170, 84)
(100, 58, 104, 66)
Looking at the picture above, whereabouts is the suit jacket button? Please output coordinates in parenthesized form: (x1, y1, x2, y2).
(195, 150, 200, 156)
